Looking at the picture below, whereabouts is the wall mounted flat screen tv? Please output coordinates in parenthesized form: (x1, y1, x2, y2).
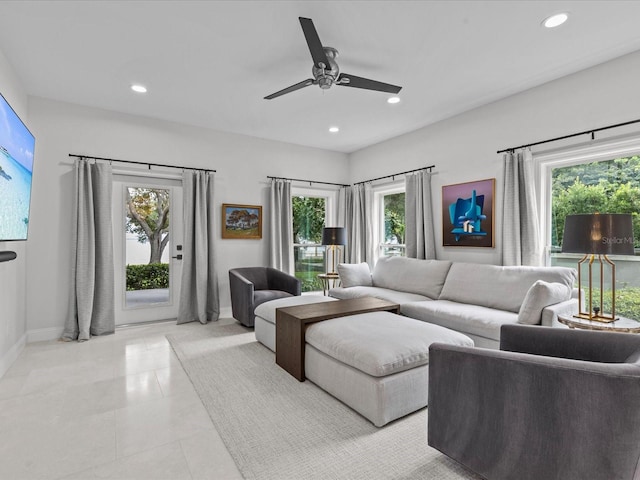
(0, 92, 35, 241)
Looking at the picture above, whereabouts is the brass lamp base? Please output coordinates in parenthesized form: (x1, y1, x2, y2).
(573, 313, 618, 324)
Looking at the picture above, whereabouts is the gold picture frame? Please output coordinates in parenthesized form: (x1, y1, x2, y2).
(221, 204, 262, 239)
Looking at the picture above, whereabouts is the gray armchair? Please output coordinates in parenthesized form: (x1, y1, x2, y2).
(428, 324, 640, 480)
(229, 267, 301, 327)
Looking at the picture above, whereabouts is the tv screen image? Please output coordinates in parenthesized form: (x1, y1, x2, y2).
(0, 92, 35, 241)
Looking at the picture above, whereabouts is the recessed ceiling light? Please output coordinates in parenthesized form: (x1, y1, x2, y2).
(387, 96, 401, 104)
(131, 84, 147, 93)
(329, 126, 339, 133)
(542, 12, 568, 28)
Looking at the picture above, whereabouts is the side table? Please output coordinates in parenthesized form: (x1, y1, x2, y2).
(317, 273, 341, 296)
(558, 315, 640, 333)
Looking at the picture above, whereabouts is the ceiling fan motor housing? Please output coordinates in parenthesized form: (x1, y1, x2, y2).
(312, 47, 339, 89)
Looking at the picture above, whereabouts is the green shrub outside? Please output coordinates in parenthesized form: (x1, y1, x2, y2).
(295, 271, 324, 292)
(589, 287, 640, 321)
(126, 263, 169, 291)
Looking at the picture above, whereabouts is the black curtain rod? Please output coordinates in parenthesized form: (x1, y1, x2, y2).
(267, 176, 349, 187)
(68, 154, 216, 173)
(496, 118, 640, 154)
(353, 165, 435, 186)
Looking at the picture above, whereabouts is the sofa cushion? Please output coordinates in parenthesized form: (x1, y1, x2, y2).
(438, 263, 577, 313)
(372, 256, 452, 299)
(329, 285, 432, 304)
(401, 300, 518, 342)
(254, 294, 337, 324)
(305, 311, 473, 377)
(518, 280, 571, 325)
(337, 262, 372, 287)
(252, 290, 294, 311)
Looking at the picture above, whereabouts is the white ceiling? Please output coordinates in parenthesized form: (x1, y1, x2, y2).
(1, 1, 640, 153)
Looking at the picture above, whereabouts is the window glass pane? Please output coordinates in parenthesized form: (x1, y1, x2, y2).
(125, 187, 170, 307)
(551, 156, 640, 249)
(550, 155, 640, 319)
(292, 196, 326, 292)
(380, 192, 405, 257)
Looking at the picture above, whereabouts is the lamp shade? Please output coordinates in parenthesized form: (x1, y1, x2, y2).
(561, 214, 634, 255)
(321, 227, 347, 246)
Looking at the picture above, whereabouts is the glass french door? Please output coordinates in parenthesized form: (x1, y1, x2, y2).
(112, 175, 183, 325)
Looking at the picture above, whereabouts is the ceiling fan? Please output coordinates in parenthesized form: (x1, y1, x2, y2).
(264, 17, 402, 100)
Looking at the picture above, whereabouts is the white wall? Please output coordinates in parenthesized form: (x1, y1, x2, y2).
(25, 97, 349, 337)
(7, 47, 640, 345)
(349, 50, 640, 265)
(0, 49, 29, 376)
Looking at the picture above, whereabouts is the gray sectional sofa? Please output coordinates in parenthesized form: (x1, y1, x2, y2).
(330, 256, 578, 349)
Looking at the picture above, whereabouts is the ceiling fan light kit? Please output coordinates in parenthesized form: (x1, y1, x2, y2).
(264, 17, 402, 100)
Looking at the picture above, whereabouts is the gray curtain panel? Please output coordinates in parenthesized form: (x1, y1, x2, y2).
(502, 149, 542, 266)
(337, 186, 352, 260)
(62, 159, 115, 341)
(405, 170, 436, 259)
(269, 178, 294, 274)
(178, 170, 219, 324)
(344, 183, 374, 265)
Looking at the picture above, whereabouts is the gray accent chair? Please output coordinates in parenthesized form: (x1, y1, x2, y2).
(229, 267, 301, 327)
(428, 324, 640, 480)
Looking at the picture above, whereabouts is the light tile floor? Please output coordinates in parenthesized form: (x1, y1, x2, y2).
(0, 320, 244, 480)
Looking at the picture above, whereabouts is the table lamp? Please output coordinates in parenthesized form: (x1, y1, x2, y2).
(321, 227, 347, 275)
(561, 213, 634, 322)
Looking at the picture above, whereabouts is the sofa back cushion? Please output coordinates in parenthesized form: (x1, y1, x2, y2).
(439, 263, 577, 313)
(337, 262, 373, 287)
(517, 280, 572, 325)
(372, 256, 452, 299)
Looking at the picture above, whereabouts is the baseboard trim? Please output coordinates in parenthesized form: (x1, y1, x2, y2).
(27, 327, 64, 343)
(0, 333, 26, 378)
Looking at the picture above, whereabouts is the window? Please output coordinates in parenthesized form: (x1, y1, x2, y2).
(540, 138, 640, 320)
(292, 189, 332, 292)
(375, 186, 406, 258)
(550, 157, 640, 251)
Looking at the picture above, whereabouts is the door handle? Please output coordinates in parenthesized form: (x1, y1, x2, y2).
(172, 254, 183, 260)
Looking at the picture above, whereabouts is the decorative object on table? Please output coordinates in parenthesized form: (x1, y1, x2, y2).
(222, 203, 262, 239)
(442, 178, 495, 247)
(562, 213, 634, 322)
(321, 226, 347, 274)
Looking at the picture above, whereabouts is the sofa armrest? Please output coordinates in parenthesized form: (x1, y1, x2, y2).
(267, 267, 301, 296)
(500, 324, 640, 363)
(229, 269, 255, 324)
(540, 297, 578, 327)
(428, 343, 640, 480)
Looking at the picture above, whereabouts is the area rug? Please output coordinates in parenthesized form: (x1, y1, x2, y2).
(167, 321, 482, 480)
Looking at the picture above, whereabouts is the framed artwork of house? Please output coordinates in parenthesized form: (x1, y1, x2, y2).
(442, 178, 495, 247)
(222, 204, 262, 239)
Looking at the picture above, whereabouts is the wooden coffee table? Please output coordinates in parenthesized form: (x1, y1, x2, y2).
(275, 297, 400, 381)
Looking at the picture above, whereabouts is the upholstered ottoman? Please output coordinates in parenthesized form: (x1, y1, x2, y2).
(253, 295, 338, 351)
(304, 311, 474, 427)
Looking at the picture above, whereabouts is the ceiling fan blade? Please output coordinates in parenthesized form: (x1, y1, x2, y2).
(299, 17, 330, 69)
(264, 79, 315, 100)
(337, 73, 402, 94)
